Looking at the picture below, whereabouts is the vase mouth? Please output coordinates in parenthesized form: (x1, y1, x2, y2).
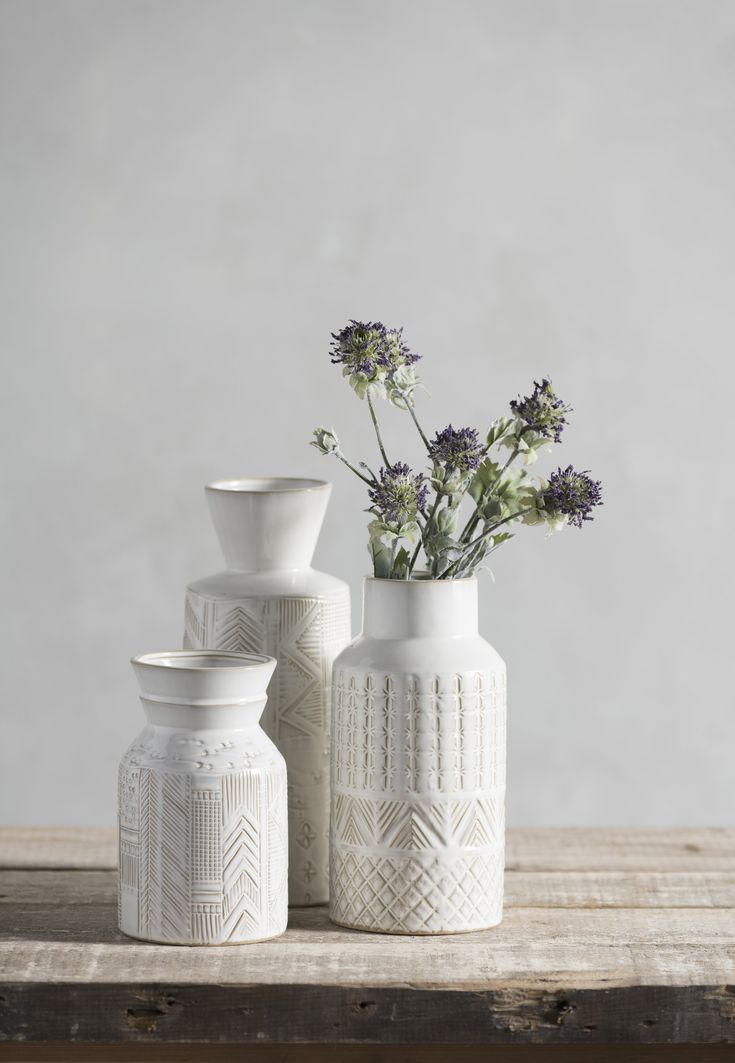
(206, 477, 330, 495)
(131, 650, 277, 712)
(365, 574, 477, 584)
(131, 650, 273, 672)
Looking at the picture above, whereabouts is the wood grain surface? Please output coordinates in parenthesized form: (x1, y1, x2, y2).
(1, 827, 734, 1054)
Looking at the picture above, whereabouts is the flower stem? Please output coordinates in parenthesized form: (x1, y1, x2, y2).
(337, 452, 374, 486)
(438, 507, 532, 579)
(458, 447, 520, 545)
(367, 393, 391, 467)
(401, 392, 431, 451)
(408, 536, 423, 576)
(408, 494, 440, 575)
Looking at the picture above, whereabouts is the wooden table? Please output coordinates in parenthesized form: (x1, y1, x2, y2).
(1, 827, 734, 1062)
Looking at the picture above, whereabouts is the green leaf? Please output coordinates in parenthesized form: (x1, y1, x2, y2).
(491, 532, 514, 547)
(468, 459, 501, 503)
(486, 417, 513, 447)
(436, 506, 458, 536)
(392, 546, 411, 580)
(369, 534, 393, 578)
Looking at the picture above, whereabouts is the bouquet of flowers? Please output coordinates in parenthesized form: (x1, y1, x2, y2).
(311, 320, 602, 580)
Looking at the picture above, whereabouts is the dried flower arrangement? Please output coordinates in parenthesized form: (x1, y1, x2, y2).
(312, 321, 602, 579)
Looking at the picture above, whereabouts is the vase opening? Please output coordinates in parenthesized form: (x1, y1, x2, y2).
(369, 573, 476, 583)
(207, 477, 329, 494)
(133, 651, 273, 671)
(205, 477, 332, 572)
(130, 649, 277, 723)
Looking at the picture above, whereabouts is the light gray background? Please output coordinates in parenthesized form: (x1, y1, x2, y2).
(1, 0, 733, 827)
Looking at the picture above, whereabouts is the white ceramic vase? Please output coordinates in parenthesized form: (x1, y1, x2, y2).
(329, 577, 506, 935)
(118, 650, 287, 945)
(184, 478, 351, 906)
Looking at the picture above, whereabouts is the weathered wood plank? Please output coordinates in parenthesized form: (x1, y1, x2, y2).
(2, 903, 735, 987)
(1, 1044, 735, 1062)
(0, 829, 117, 870)
(2, 829, 734, 1047)
(1, 983, 735, 1045)
(3, 827, 734, 872)
(3, 1046, 735, 1062)
(505, 828, 735, 872)
(4, 868, 735, 909)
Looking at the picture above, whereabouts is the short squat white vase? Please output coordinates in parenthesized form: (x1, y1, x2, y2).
(118, 650, 287, 945)
(184, 478, 351, 906)
(330, 577, 506, 935)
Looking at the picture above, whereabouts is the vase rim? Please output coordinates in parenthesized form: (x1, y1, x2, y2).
(364, 574, 477, 585)
(131, 650, 274, 673)
(206, 477, 330, 494)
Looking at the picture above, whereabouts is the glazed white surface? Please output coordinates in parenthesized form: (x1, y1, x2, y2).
(119, 652, 288, 945)
(185, 481, 351, 906)
(330, 578, 506, 934)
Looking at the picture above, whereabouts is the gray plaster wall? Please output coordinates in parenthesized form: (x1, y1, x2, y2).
(1, 0, 733, 825)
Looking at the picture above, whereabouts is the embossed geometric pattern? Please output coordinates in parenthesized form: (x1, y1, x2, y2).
(118, 759, 287, 944)
(330, 848, 504, 934)
(332, 669, 506, 796)
(215, 604, 266, 656)
(185, 589, 351, 905)
(330, 667, 506, 933)
(332, 792, 504, 851)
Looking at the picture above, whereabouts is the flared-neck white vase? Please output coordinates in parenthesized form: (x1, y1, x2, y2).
(329, 577, 506, 934)
(118, 650, 287, 945)
(184, 478, 351, 906)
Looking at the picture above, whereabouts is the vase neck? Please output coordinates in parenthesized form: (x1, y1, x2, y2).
(206, 478, 331, 572)
(362, 577, 479, 639)
(131, 651, 276, 731)
(140, 697, 266, 731)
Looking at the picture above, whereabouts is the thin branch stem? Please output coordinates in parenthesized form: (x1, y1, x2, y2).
(408, 537, 423, 575)
(336, 453, 374, 486)
(458, 448, 520, 545)
(462, 506, 532, 552)
(367, 393, 390, 467)
(438, 507, 532, 580)
(398, 390, 431, 451)
(408, 494, 441, 575)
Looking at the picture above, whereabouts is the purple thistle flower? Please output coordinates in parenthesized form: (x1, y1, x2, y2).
(428, 425, 483, 472)
(330, 320, 420, 378)
(368, 462, 429, 524)
(543, 465, 603, 528)
(510, 378, 571, 443)
(383, 325, 421, 368)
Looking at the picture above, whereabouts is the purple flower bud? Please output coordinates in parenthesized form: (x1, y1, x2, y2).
(543, 465, 603, 528)
(330, 320, 420, 379)
(510, 378, 571, 443)
(428, 425, 483, 472)
(368, 462, 429, 524)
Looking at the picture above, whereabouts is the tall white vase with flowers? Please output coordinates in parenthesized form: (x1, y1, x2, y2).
(312, 320, 603, 934)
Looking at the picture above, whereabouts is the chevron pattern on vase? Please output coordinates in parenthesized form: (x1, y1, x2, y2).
(117, 758, 288, 944)
(184, 587, 351, 906)
(332, 792, 504, 852)
(214, 602, 267, 655)
(221, 773, 264, 939)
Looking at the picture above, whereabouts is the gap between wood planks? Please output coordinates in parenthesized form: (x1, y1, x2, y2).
(1, 1043, 735, 1062)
